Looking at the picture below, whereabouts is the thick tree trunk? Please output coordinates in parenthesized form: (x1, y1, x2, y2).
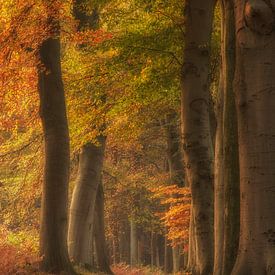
(94, 182, 113, 274)
(181, 0, 216, 274)
(214, 1, 240, 274)
(232, 1, 275, 274)
(38, 4, 75, 274)
(68, 137, 106, 266)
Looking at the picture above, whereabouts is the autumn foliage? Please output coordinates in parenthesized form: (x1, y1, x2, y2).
(151, 185, 191, 248)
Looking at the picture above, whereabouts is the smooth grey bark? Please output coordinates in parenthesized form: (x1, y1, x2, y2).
(38, 4, 75, 274)
(94, 182, 114, 274)
(68, 136, 106, 266)
(232, 1, 275, 274)
(181, 0, 216, 274)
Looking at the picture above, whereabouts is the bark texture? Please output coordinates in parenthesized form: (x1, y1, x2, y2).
(181, 0, 216, 274)
(68, 137, 106, 265)
(232, 1, 275, 274)
(214, 1, 240, 274)
(94, 182, 114, 274)
(38, 5, 75, 274)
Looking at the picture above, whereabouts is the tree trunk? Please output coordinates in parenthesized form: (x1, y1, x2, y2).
(130, 219, 138, 267)
(164, 234, 173, 274)
(165, 111, 185, 187)
(181, 0, 216, 274)
(38, 3, 75, 274)
(213, 71, 225, 275)
(172, 245, 180, 273)
(68, 136, 106, 266)
(232, 1, 275, 274)
(150, 231, 155, 267)
(214, 2, 240, 274)
(221, 1, 240, 274)
(186, 209, 196, 272)
(94, 182, 113, 274)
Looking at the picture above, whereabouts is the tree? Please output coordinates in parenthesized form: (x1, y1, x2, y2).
(214, 1, 240, 274)
(94, 182, 114, 274)
(181, 0, 216, 274)
(68, 1, 112, 271)
(38, 1, 75, 274)
(232, 1, 275, 274)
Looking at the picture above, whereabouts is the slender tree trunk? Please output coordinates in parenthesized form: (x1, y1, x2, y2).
(165, 111, 185, 187)
(38, 3, 75, 274)
(181, 0, 216, 274)
(130, 219, 138, 267)
(150, 231, 155, 267)
(68, 136, 106, 266)
(94, 182, 113, 274)
(232, 1, 275, 274)
(214, 2, 240, 274)
(213, 71, 225, 275)
(221, 1, 240, 274)
(164, 234, 173, 274)
(172, 245, 180, 273)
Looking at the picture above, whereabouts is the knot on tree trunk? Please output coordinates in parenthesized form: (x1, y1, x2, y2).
(244, 0, 275, 34)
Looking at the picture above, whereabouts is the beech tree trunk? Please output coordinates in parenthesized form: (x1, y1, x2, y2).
(68, 137, 106, 266)
(214, 1, 240, 274)
(232, 1, 275, 274)
(94, 182, 113, 274)
(38, 3, 75, 274)
(181, 0, 216, 274)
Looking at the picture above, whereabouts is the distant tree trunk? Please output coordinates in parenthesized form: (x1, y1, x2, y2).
(130, 219, 138, 266)
(181, 0, 216, 273)
(165, 111, 185, 187)
(94, 182, 113, 274)
(172, 245, 180, 273)
(232, 1, 275, 274)
(150, 231, 155, 267)
(68, 136, 106, 266)
(164, 234, 173, 274)
(38, 2, 75, 274)
(119, 222, 130, 264)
